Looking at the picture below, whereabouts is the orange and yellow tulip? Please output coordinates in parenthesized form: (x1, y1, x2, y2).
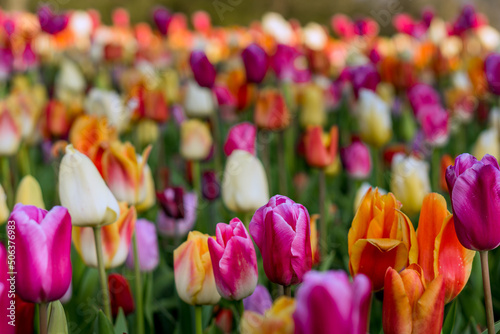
(254, 88, 290, 131)
(348, 187, 418, 291)
(415, 193, 475, 303)
(241, 296, 295, 334)
(174, 231, 221, 305)
(69, 115, 117, 159)
(383, 265, 445, 334)
(303, 125, 338, 169)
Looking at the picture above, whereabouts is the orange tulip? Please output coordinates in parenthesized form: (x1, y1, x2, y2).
(415, 193, 475, 303)
(303, 126, 338, 168)
(383, 265, 445, 334)
(310, 214, 320, 266)
(254, 88, 290, 130)
(69, 115, 117, 159)
(42, 100, 72, 139)
(241, 296, 295, 334)
(348, 187, 418, 291)
(440, 154, 454, 191)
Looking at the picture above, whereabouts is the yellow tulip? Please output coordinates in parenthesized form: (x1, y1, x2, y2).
(15, 175, 45, 209)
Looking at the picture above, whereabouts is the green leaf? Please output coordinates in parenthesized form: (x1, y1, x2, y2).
(442, 300, 457, 334)
(114, 308, 128, 334)
(481, 320, 500, 334)
(96, 311, 114, 334)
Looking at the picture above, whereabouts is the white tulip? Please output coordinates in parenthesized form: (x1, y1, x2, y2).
(59, 145, 120, 227)
(222, 150, 269, 213)
(357, 89, 392, 147)
(184, 81, 215, 118)
(84, 88, 130, 132)
(473, 128, 500, 161)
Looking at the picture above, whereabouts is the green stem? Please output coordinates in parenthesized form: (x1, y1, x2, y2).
(283, 285, 291, 298)
(192, 160, 201, 197)
(371, 147, 383, 188)
(1, 157, 12, 209)
(93, 226, 112, 321)
(195, 305, 203, 334)
(133, 234, 145, 334)
(243, 212, 253, 230)
(19, 143, 31, 176)
(480, 251, 495, 333)
(211, 111, 223, 173)
(238, 299, 245, 318)
(39, 302, 47, 334)
(431, 147, 440, 192)
(277, 131, 287, 195)
(319, 169, 327, 257)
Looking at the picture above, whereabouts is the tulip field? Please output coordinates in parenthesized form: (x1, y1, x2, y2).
(4, 3, 500, 334)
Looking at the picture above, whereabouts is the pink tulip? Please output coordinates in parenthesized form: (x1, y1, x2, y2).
(223, 122, 257, 156)
(249, 195, 312, 286)
(418, 105, 449, 146)
(294, 270, 372, 334)
(189, 51, 216, 89)
(271, 44, 311, 83)
(407, 83, 441, 117)
(241, 43, 268, 84)
(126, 219, 159, 272)
(0, 243, 15, 334)
(9, 204, 72, 303)
(346, 64, 380, 98)
(341, 140, 372, 179)
(208, 218, 258, 300)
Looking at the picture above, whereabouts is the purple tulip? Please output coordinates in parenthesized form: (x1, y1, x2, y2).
(407, 83, 441, 117)
(485, 53, 500, 96)
(223, 122, 256, 156)
(157, 187, 185, 219)
(208, 218, 258, 300)
(271, 44, 311, 83)
(202, 171, 220, 201)
(157, 192, 197, 237)
(9, 204, 72, 303)
(37, 5, 69, 35)
(243, 284, 272, 315)
(341, 140, 372, 179)
(293, 270, 372, 334)
(189, 51, 216, 89)
(241, 43, 268, 84)
(446, 154, 500, 250)
(452, 5, 480, 35)
(347, 64, 380, 98)
(126, 219, 159, 272)
(0, 243, 15, 334)
(152, 6, 172, 36)
(249, 195, 312, 286)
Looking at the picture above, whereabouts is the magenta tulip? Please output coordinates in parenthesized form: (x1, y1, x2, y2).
(249, 195, 312, 286)
(152, 6, 172, 36)
(241, 43, 268, 84)
(213, 85, 236, 108)
(208, 218, 258, 300)
(223, 122, 257, 156)
(293, 270, 372, 334)
(485, 53, 500, 96)
(0, 243, 15, 334)
(37, 5, 69, 35)
(446, 153, 500, 250)
(341, 140, 372, 179)
(407, 83, 441, 117)
(271, 44, 311, 83)
(9, 204, 72, 303)
(243, 284, 272, 315)
(347, 64, 380, 98)
(126, 219, 159, 272)
(418, 105, 449, 146)
(189, 51, 216, 89)
(451, 5, 481, 35)
(202, 171, 220, 201)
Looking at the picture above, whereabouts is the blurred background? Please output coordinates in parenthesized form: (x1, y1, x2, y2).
(2, 0, 500, 33)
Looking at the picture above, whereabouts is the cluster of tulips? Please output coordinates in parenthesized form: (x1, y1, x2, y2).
(2, 2, 500, 334)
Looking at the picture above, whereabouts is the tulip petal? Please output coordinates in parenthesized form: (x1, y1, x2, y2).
(349, 238, 408, 291)
(174, 239, 204, 305)
(351, 274, 372, 334)
(412, 275, 445, 334)
(383, 268, 413, 334)
(433, 215, 475, 303)
(290, 205, 312, 283)
(452, 164, 500, 250)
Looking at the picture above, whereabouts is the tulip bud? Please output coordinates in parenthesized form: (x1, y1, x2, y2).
(303, 126, 338, 168)
(174, 231, 221, 305)
(390, 154, 431, 215)
(84, 88, 129, 132)
(242, 43, 268, 84)
(189, 51, 216, 89)
(446, 153, 500, 250)
(108, 273, 135, 317)
(47, 301, 68, 334)
(254, 88, 290, 130)
(184, 80, 215, 118)
(157, 191, 197, 237)
(0, 105, 21, 156)
(208, 218, 258, 300)
(271, 44, 311, 83)
(484, 52, 500, 95)
(163, 69, 180, 104)
(357, 89, 392, 147)
(0, 185, 9, 225)
(135, 119, 159, 149)
(299, 84, 326, 127)
(224, 122, 256, 156)
(222, 150, 269, 213)
(15, 175, 45, 209)
(241, 296, 296, 334)
(72, 202, 136, 268)
(59, 145, 120, 227)
(417, 105, 449, 147)
(38, 6, 69, 35)
(126, 219, 159, 272)
(180, 119, 213, 161)
(348, 64, 380, 98)
(472, 128, 500, 161)
(152, 6, 172, 36)
(250, 195, 312, 286)
(10, 204, 72, 303)
(310, 214, 320, 265)
(294, 271, 371, 334)
(341, 140, 372, 179)
(243, 285, 273, 315)
(202, 171, 220, 201)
